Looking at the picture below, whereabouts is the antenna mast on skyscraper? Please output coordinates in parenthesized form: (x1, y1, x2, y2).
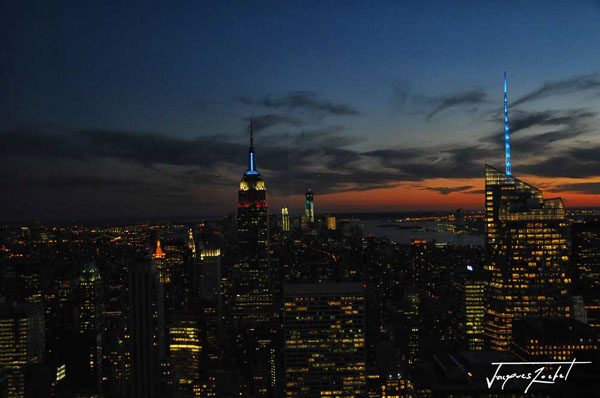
(250, 118, 254, 149)
(504, 70, 512, 176)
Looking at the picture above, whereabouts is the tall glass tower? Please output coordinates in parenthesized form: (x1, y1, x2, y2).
(484, 166, 571, 351)
(235, 121, 271, 324)
(305, 190, 314, 224)
(483, 72, 571, 351)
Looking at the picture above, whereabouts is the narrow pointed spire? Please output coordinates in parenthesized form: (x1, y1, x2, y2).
(504, 70, 512, 176)
(250, 119, 254, 149)
(247, 119, 258, 174)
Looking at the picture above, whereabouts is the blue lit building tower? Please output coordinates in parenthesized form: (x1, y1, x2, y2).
(305, 189, 314, 224)
(504, 70, 512, 176)
(235, 120, 271, 324)
(483, 72, 571, 351)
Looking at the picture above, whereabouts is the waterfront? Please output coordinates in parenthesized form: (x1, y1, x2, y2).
(358, 219, 484, 246)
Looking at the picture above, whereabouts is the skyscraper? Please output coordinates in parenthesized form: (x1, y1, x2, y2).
(77, 262, 105, 395)
(153, 239, 168, 285)
(451, 266, 485, 351)
(78, 262, 105, 334)
(483, 73, 570, 351)
(281, 207, 290, 232)
(197, 246, 221, 363)
(572, 222, 600, 328)
(0, 302, 45, 398)
(235, 121, 271, 324)
(326, 215, 336, 231)
(187, 228, 196, 256)
(304, 190, 314, 225)
(127, 252, 165, 398)
(167, 312, 202, 398)
(283, 283, 366, 397)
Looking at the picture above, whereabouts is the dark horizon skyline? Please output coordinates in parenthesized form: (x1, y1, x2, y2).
(3, 1, 600, 221)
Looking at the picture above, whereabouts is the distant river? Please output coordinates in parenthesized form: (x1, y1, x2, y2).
(356, 220, 484, 246)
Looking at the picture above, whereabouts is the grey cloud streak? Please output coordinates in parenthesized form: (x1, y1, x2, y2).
(513, 73, 600, 106)
(237, 91, 360, 116)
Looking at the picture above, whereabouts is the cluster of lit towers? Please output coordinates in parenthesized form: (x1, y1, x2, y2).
(230, 71, 599, 394)
(0, 72, 599, 397)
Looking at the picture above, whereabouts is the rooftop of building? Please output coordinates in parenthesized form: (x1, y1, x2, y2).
(284, 282, 365, 297)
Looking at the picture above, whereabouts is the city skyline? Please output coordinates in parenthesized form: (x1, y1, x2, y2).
(2, 1, 600, 222)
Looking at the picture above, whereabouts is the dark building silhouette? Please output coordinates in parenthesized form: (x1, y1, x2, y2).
(511, 318, 599, 361)
(127, 251, 165, 398)
(77, 262, 104, 395)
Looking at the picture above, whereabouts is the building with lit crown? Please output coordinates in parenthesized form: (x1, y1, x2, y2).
(483, 73, 571, 351)
(234, 121, 272, 324)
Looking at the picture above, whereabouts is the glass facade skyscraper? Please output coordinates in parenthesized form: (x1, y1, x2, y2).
(484, 165, 571, 351)
(304, 190, 314, 225)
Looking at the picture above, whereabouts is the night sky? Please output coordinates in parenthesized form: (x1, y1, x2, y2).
(2, 1, 600, 221)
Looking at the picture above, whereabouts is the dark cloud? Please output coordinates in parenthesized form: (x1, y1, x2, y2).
(246, 114, 305, 131)
(292, 126, 353, 147)
(480, 108, 596, 154)
(508, 109, 595, 135)
(0, 128, 247, 168)
(513, 73, 600, 106)
(464, 189, 486, 195)
(363, 148, 427, 169)
(236, 91, 360, 116)
(512, 130, 585, 152)
(551, 182, 600, 195)
(3, 121, 598, 222)
(424, 185, 474, 195)
(519, 145, 600, 178)
(414, 89, 487, 120)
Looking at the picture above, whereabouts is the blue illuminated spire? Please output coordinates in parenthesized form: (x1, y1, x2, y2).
(504, 70, 512, 176)
(246, 119, 259, 175)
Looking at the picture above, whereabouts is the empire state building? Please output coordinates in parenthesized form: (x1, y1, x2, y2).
(234, 121, 272, 324)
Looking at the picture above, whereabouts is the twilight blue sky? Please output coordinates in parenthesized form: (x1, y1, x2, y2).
(2, 1, 600, 221)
